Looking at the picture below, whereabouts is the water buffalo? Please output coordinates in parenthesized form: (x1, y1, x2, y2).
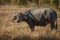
(13, 8, 57, 32)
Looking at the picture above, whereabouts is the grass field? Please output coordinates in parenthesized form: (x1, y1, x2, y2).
(0, 5, 60, 40)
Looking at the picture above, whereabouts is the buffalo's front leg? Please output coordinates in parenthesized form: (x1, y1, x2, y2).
(27, 17, 35, 32)
(29, 24, 34, 32)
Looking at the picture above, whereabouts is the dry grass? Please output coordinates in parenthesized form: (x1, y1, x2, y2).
(0, 5, 60, 40)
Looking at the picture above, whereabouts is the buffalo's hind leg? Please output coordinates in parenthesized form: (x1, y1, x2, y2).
(55, 19, 57, 30)
(50, 18, 57, 30)
(50, 21, 57, 30)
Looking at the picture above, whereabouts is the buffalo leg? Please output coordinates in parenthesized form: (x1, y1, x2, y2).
(50, 18, 57, 30)
(55, 19, 57, 29)
(50, 21, 55, 30)
(27, 17, 34, 32)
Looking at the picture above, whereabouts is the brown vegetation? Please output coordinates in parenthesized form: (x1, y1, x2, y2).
(0, 5, 60, 40)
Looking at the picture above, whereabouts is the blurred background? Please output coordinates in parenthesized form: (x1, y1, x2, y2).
(0, 0, 60, 8)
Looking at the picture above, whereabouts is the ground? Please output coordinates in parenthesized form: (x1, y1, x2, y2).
(0, 5, 60, 40)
